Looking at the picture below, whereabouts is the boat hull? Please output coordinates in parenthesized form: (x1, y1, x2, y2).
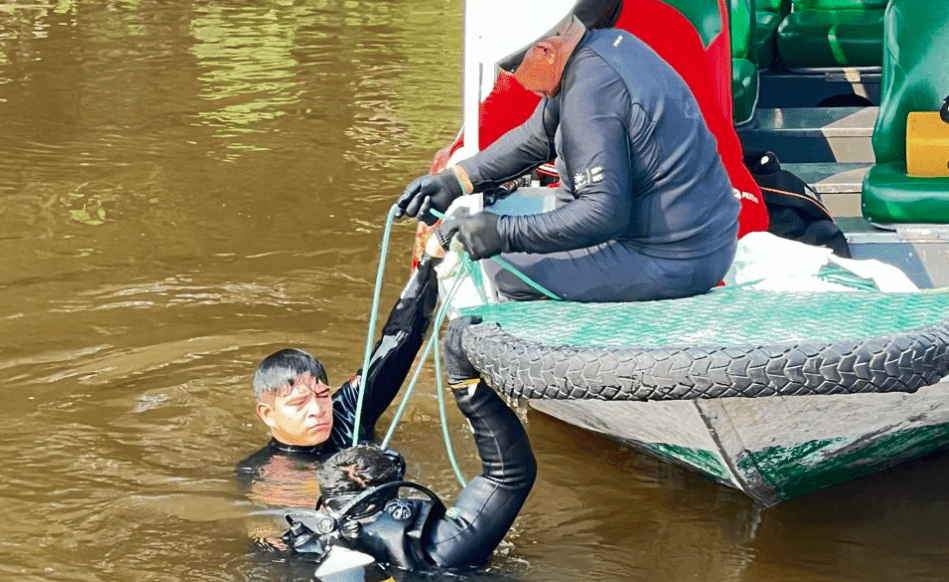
(530, 379, 949, 506)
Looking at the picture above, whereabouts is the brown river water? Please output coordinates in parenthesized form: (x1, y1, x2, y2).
(2, 2, 949, 581)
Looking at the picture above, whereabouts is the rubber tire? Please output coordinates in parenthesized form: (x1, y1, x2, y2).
(462, 322, 949, 400)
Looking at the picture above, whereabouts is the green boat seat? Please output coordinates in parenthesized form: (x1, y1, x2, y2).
(863, 162, 949, 224)
(776, 0, 885, 69)
(862, 0, 949, 225)
(730, 0, 759, 125)
(663, 0, 725, 48)
(755, 0, 790, 68)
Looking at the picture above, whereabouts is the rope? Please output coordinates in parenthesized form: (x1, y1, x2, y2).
(816, 263, 878, 291)
(429, 208, 560, 301)
(381, 267, 469, 486)
(357, 200, 556, 483)
(352, 204, 399, 447)
(380, 271, 463, 448)
(433, 309, 468, 486)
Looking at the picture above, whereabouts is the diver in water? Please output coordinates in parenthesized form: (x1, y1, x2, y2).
(235, 252, 440, 502)
(282, 316, 537, 577)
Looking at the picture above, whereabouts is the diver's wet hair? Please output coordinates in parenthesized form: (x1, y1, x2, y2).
(253, 348, 328, 400)
(317, 445, 406, 500)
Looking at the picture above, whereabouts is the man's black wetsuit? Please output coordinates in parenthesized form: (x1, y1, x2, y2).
(285, 381, 536, 571)
(458, 28, 741, 302)
(235, 256, 439, 491)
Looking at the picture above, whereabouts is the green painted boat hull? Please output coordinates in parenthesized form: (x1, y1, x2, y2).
(531, 380, 949, 506)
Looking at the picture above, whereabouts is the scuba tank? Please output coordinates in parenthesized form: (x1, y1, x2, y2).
(283, 515, 392, 582)
(283, 480, 445, 580)
(312, 546, 393, 582)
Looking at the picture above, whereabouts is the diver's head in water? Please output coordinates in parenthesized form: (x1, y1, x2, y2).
(253, 348, 335, 447)
(317, 445, 406, 516)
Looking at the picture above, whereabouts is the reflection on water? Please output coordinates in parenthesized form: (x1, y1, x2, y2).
(2, 1, 949, 582)
(190, 3, 305, 155)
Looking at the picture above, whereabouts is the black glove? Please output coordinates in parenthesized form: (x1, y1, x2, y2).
(443, 315, 483, 385)
(396, 170, 463, 226)
(438, 210, 504, 261)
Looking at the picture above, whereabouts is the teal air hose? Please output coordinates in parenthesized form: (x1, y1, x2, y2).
(380, 270, 464, 448)
(428, 208, 560, 301)
(381, 268, 469, 485)
(352, 204, 400, 447)
(356, 200, 556, 483)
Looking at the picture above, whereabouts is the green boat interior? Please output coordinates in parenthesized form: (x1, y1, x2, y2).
(713, 0, 949, 287)
(861, 0, 949, 225)
(730, 0, 759, 124)
(776, 0, 887, 70)
(654, 0, 949, 285)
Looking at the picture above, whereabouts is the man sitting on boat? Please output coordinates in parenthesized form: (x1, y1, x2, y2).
(282, 316, 536, 577)
(234, 254, 440, 505)
(397, 2, 740, 303)
(416, 0, 768, 246)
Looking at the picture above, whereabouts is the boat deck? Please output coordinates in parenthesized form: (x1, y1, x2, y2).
(737, 106, 877, 164)
(782, 162, 869, 217)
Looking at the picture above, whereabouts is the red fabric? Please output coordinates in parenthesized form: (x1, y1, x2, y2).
(424, 0, 768, 250)
(432, 72, 542, 170)
(615, 0, 768, 237)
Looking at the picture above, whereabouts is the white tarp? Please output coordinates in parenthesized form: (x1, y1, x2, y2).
(723, 231, 919, 292)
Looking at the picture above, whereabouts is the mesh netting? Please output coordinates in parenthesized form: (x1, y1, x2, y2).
(463, 289, 949, 349)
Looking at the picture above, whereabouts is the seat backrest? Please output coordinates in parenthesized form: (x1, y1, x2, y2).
(872, 0, 949, 164)
(730, 0, 755, 63)
(757, 0, 790, 13)
(663, 0, 724, 48)
(792, 0, 887, 10)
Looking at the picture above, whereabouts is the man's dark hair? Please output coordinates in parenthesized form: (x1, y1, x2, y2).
(575, 0, 623, 29)
(253, 348, 328, 400)
(317, 445, 405, 501)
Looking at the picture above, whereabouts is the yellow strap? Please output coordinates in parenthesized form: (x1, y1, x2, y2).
(449, 378, 480, 390)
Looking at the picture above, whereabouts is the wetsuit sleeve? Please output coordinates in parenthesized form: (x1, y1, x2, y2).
(497, 53, 635, 253)
(329, 256, 439, 448)
(423, 383, 537, 568)
(457, 97, 559, 192)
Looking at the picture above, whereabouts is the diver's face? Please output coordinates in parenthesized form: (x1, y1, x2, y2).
(257, 373, 334, 446)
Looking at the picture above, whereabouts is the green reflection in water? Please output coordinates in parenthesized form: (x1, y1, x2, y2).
(189, 3, 308, 159)
(53, 0, 77, 16)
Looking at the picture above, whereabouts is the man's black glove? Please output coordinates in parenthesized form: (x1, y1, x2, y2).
(438, 210, 504, 261)
(396, 170, 462, 226)
(443, 315, 483, 386)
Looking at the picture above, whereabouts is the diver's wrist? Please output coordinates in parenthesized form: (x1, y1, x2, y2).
(450, 165, 474, 196)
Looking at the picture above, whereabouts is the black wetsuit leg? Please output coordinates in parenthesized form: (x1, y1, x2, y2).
(423, 384, 537, 568)
(486, 238, 737, 302)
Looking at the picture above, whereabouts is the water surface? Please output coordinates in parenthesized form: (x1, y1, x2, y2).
(1, 2, 948, 581)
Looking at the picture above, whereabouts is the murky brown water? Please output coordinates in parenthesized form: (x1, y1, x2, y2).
(2, 2, 949, 581)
